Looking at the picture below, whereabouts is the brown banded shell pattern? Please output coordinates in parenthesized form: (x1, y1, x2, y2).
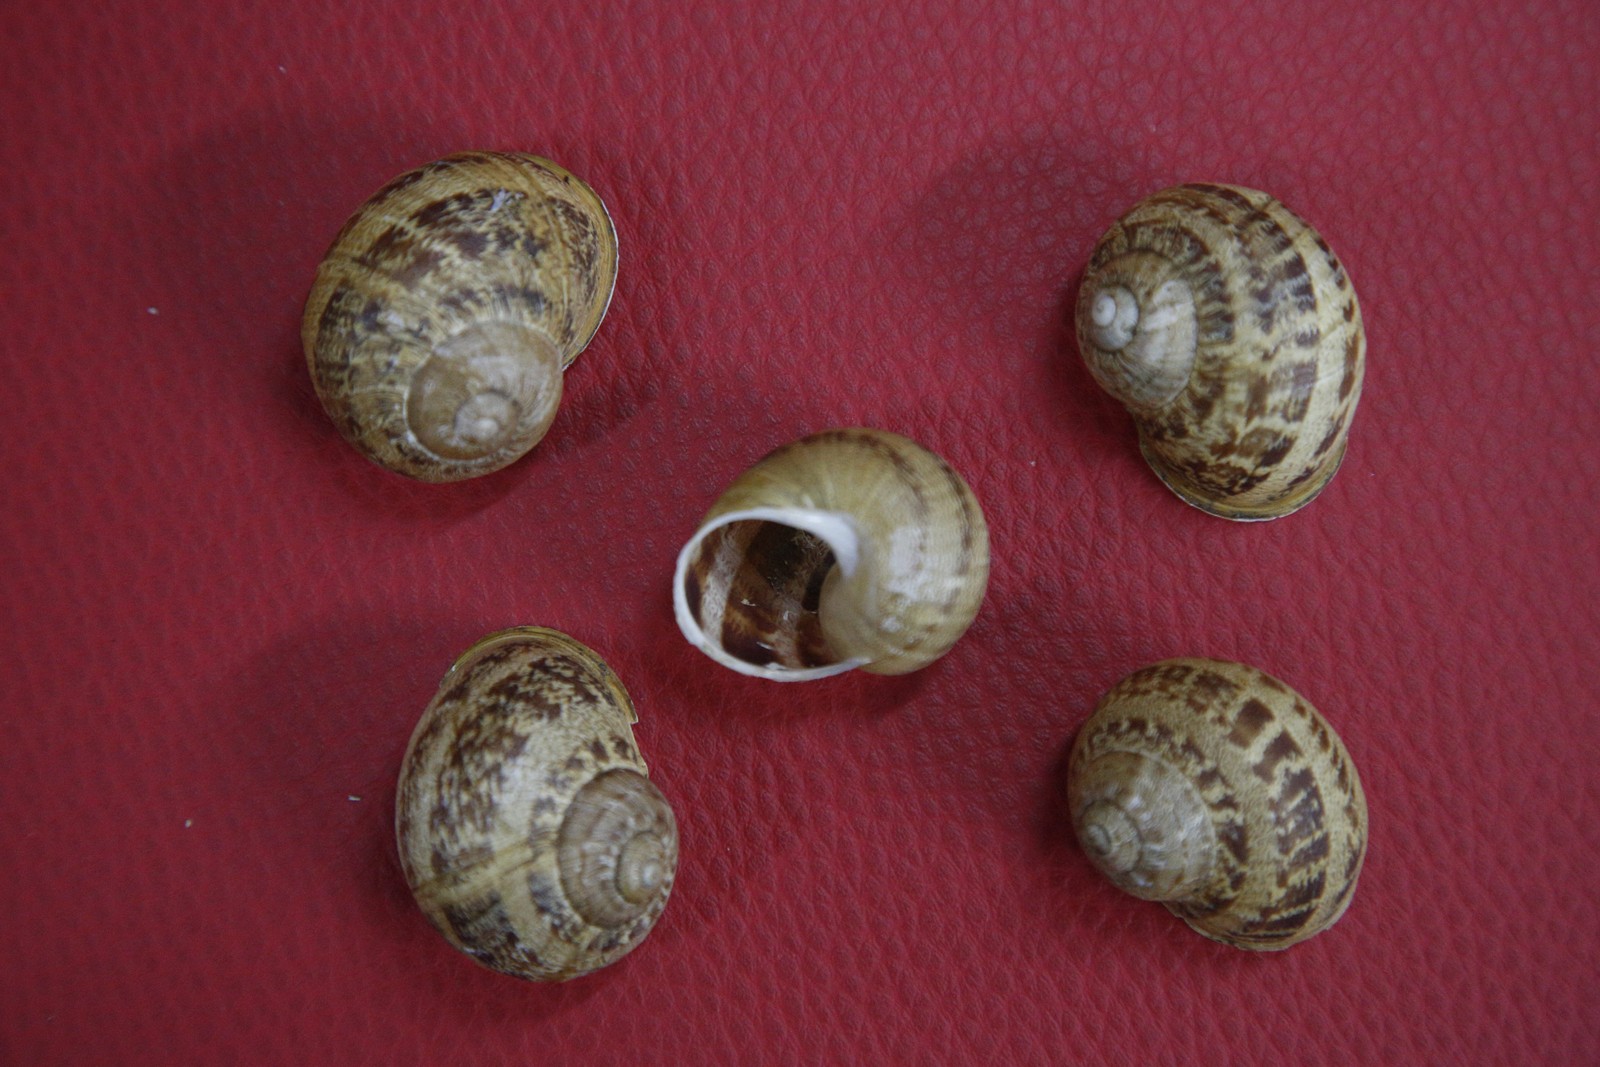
(1067, 659, 1367, 950)
(674, 428, 989, 681)
(1076, 184, 1365, 519)
(395, 627, 676, 981)
(303, 152, 618, 482)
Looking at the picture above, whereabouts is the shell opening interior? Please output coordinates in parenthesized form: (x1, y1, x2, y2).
(673, 506, 868, 680)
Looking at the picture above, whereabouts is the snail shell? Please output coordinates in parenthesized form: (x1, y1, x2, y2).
(395, 627, 676, 980)
(1075, 184, 1365, 520)
(1067, 658, 1367, 950)
(673, 428, 989, 681)
(303, 152, 618, 482)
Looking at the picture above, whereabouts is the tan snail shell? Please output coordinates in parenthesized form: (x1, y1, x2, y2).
(1076, 184, 1365, 520)
(673, 428, 989, 681)
(1067, 658, 1367, 950)
(302, 152, 618, 482)
(395, 627, 677, 980)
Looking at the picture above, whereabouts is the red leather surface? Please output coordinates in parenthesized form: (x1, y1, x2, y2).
(4, 0, 1598, 1063)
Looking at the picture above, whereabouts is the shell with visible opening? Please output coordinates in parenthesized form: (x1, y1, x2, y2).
(673, 428, 989, 681)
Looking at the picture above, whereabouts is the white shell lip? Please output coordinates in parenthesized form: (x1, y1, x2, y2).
(672, 506, 869, 682)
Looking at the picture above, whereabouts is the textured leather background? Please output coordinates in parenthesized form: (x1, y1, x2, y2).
(4, 1, 1598, 1063)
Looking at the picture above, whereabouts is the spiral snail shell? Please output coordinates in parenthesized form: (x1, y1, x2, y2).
(673, 428, 989, 681)
(395, 627, 677, 980)
(1076, 184, 1365, 519)
(303, 152, 618, 482)
(1067, 659, 1366, 950)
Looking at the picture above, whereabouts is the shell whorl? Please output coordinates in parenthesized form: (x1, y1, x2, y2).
(1067, 659, 1367, 951)
(1072, 750, 1218, 902)
(302, 152, 618, 482)
(395, 627, 677, 981)
(1075, 184, 1365, 520)
(1080, 269, 1199, 413)
(673, 428, 990, 681)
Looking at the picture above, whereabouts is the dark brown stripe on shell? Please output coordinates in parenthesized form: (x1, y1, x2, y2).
(1311, 413, 1347, 458)
(525, 870, 579, 942)
(1267, 874, 1327, 918)
(1227, 698, 1274, 748)
(1256, 435, 1294, 470)
(1182, 668, 1238, 714)
(1273, 767, 1330, 867)
(1217, 821, 1249, 864)
(442, 891, 543, 979)
(1281, 360, 1319, 422)
(1339, 332, 1362, 399)
(1327, 871, 1359, 911)
(1251, 730, 1303, 783)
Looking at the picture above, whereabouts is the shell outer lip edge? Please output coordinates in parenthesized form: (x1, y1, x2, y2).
(505, 153, 620, 373)
(1137, 436, 1350, 522)
(436, 625, 640, 726)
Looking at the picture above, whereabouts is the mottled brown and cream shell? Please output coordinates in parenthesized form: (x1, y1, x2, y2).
(303, 152, 618, 481)
(674, 428, 989, 681)
(1067, 658, 1367, 950)
(395, 627, 676, 981)
(1076, 184, 1365, 519)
